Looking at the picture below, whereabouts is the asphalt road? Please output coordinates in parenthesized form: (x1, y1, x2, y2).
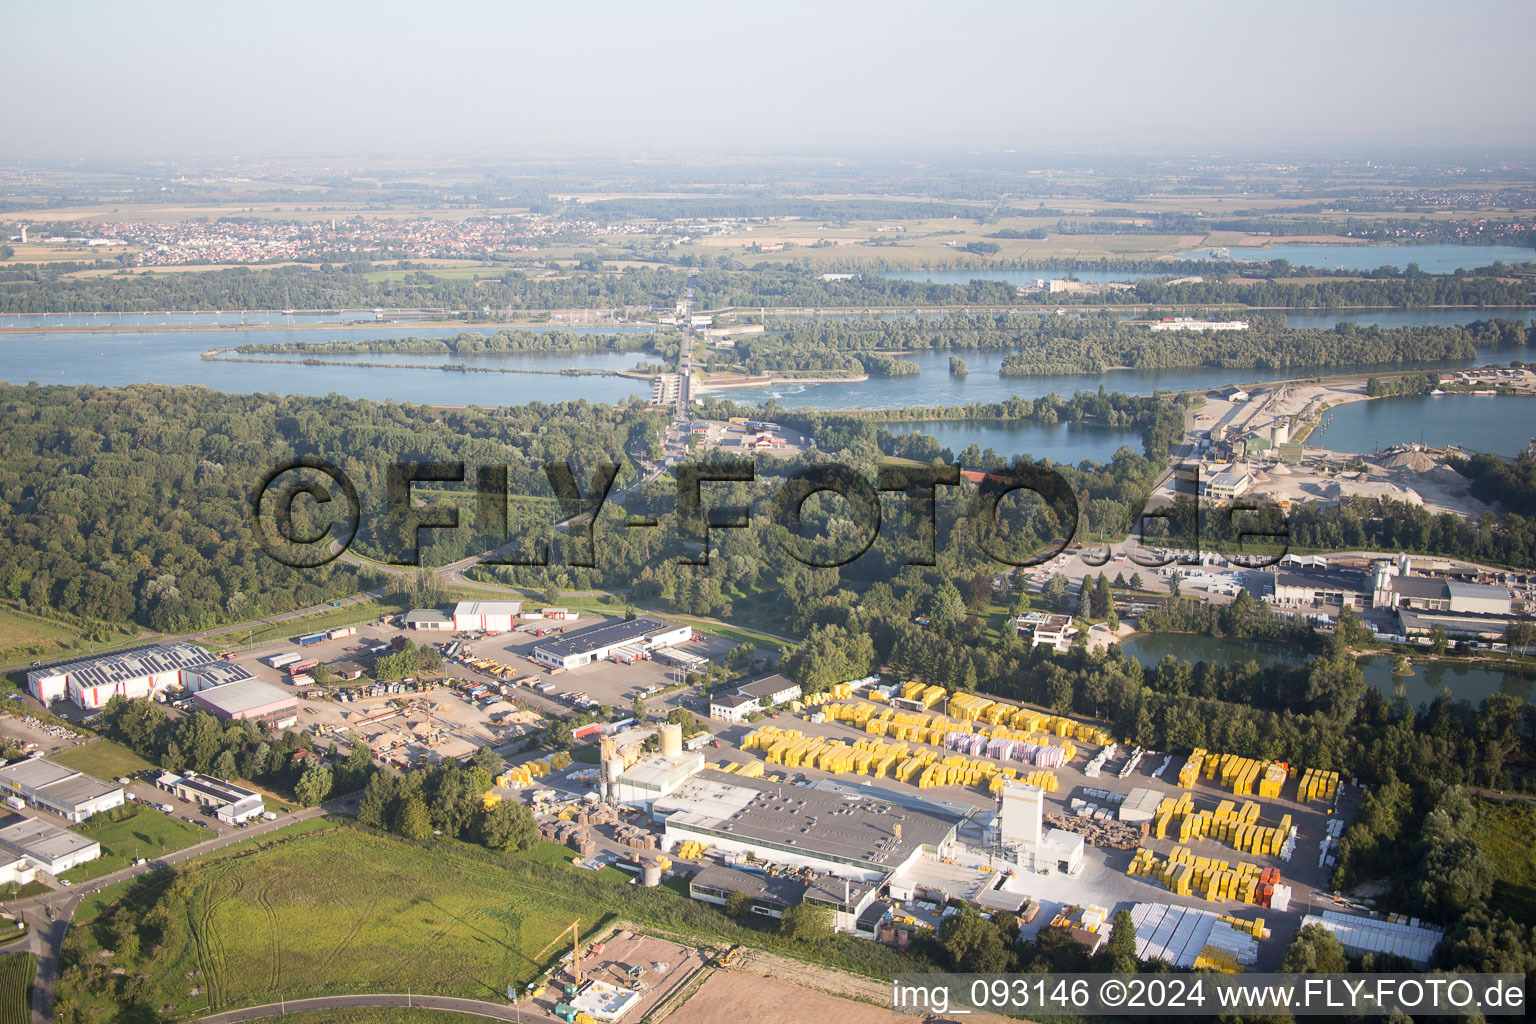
(200, 993, 561, 1023)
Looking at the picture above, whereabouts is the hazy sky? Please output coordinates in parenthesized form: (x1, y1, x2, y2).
(4, 0, 1534, 158)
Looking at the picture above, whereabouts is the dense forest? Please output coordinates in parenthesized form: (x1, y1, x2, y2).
(5, 259, 1535, 313)
(709, 313, 1525, 377)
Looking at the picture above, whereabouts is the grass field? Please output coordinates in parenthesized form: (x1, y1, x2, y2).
(50, 739, 155, 780)
(66, 827, 619, 1015)
(0, 953, 33, 1024)
(61, 806, 209, 883)
(63, 821, 916, 1017)
(0, 604, 142, 672)
(1473, 798, 1536, 925)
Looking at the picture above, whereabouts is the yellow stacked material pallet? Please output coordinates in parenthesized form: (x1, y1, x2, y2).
(1258, 761, 1288, 799)
(1128, 848, 1157, 876)
(1178, 749, 1207, 788)
(948, 693, 992, 720)
(1194, 945, 1241, 973)
(827, 682, 853, 699)
(674, 840, 707, 860)
(900, 680, 926, 701)
(737, 760, 764, 779)
(1299, 767, 1341, 803)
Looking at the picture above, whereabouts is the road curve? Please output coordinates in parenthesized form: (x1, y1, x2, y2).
(200, 992, 561, 1024)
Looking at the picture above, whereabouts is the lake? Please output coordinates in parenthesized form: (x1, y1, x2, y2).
(0, 310, 370, 328)
(1311, 394, 1536, 457)
(878, 418, 1144, 466)
(1280, 308, 1536, 330)
(1119, 633, 1534, 706)
(1178, 243, 1535, 274)
(0, 324, 655, 406)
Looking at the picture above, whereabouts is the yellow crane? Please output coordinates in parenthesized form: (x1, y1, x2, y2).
(536, 919, 584, 986)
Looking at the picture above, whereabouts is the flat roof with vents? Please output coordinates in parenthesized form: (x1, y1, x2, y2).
(657, 770, 957, 873)
(534, 616, 681, 659)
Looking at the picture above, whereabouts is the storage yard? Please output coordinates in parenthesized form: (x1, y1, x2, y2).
(16, 599, 1398, 983)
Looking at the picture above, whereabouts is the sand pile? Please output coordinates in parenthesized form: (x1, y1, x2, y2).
(1382, 451, 1438, 473)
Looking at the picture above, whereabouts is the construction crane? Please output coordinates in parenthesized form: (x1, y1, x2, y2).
(535, 919, 584, 987)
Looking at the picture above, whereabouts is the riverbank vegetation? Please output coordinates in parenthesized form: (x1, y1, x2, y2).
(233, 329, 662, 357)
(5, 259, 1535, 314)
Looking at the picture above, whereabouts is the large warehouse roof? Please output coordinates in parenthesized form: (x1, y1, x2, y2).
(0, 815, 97, 864)
(0, 759, 76, 791)
(193, 677, 295, 716)
(186, 663, 256, 688)
(27, 642, 215, 688)
(452, 600, 522, 617)
(534, 616, 680, 659)
(658, 770, 956, 871)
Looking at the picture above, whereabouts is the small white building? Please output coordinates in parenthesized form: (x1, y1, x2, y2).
(736, 674, 802, 707)
(451, 601, 523, 633)
(709, 692, 760, 723)
(157, 771, 266, 824)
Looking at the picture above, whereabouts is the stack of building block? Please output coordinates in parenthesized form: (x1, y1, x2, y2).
(1298, 767, 1340, 803)
(1178, 749, 1206, 788)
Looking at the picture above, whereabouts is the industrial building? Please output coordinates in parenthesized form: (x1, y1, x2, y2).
(1299, 909, 1442, 967)
(0, 758, 124, 822)
(452, 600, 523, 633)
(656, 770, 959, 882)
(610, 726, 706, 808)
(1198, 467, 1252, 503)
(181, 662, 256, 693)
(156, 771, 266, 824)
(688, 863, 805, 919)
(998, 781, 1085, 876)
(531, 616, 691, 671)
(0, 815, 100, 875)
(26, 642, 217, 709)
(403, 608, 453, 631)
(192, 678, 299, 730)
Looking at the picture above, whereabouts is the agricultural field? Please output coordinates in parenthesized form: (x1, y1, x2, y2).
(61, 806, 209, 883)
(0, 953, 33, 1024)
(1472, 798, 1536, 925)
(50, 739, 155, 780)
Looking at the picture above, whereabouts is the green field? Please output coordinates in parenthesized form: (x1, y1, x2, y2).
(51, 739, 155, 780)
(62, 821, 916, 1017)
(1473, 798, 1536, 925)
(65, 827, 617, 1015)
(0, 953, 33, 1024)
(0, 604, 143, 675)
(61, 805, 209, 883)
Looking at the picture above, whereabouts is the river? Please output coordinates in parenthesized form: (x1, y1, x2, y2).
(1178, 243, 1535, 274)
(1120, 633, 1534, 706)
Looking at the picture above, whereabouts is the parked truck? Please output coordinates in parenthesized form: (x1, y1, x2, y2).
(288, 659, 319, 676)
(266, 652, 301, 669)
(328, 626, 356, 640)
(296, 632, 328, 646)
